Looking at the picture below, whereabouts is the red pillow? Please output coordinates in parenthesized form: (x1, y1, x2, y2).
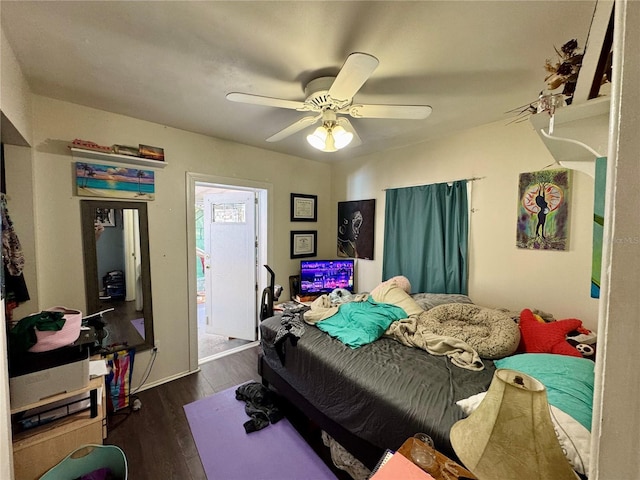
(518, 308, 583, 357)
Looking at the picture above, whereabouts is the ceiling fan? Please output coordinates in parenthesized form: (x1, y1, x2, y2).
(226, 52, 433, 152)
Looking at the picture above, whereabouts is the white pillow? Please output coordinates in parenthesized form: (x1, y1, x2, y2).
(370, 282, 423, 316)
(456, 392, 590, 477)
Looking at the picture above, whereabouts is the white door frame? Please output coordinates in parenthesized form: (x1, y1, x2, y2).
(186, 172, 272, 372)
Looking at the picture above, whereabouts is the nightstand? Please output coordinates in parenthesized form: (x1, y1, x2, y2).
(396, 437, 477, 480)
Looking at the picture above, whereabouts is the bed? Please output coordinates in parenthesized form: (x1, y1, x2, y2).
(259, 285, 594, 477)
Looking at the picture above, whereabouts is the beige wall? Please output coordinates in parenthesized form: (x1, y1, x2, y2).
(0, 27, 32, 146)
(332, 119, 599, 329)
(17, 95, 332, 387)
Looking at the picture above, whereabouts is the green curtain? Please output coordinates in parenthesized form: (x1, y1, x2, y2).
(382, 181, 468, 294)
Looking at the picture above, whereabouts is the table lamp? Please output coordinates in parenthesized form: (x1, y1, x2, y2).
(450, 368, 577, 480)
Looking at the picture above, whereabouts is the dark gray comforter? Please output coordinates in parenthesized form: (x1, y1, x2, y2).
(260, 314, 495, 458)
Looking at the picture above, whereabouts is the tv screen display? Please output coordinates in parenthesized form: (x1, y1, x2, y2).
(299, 259, 354, 296)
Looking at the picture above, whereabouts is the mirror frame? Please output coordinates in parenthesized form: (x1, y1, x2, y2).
(80, 199, 155, 353)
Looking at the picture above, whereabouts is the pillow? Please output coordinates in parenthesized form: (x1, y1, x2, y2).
(411, 292, 473, 311)
(457, 390, 591, 476)
(370, 282, 423, 317)
(493, 353, 594, 431)
(518, 308, 583, 357)
(370, 275, 412, 296)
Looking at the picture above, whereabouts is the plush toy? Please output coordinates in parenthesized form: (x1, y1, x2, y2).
(518, 308, 583, 357)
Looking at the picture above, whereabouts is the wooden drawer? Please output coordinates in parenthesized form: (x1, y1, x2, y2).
(13, 418, 103, 480)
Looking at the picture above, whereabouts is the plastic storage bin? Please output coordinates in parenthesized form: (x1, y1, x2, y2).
(40, 444, 128, 480)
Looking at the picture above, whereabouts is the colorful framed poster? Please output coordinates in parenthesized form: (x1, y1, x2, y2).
(337, 199, 375, 259)
(516, 169, 570, 251)
(76, 162, 155, 200)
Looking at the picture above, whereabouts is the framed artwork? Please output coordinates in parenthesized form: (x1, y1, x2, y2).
(516, 168, 570, 251)
(291, 193, 317, 222)
(337, 199, 375, 260)
(290, 230, 317, 258)
(75, 162, 155, 200)
(139, 144, 165, 161)
(95, 208, 116, 227)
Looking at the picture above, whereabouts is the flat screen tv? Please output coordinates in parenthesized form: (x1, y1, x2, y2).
(299, 259, 354, 296)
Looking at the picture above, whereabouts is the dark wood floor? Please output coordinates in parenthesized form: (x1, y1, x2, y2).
(105, 346, 348, 479)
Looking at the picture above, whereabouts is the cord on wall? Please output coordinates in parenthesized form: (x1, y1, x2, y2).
(130, 347, 158, 396)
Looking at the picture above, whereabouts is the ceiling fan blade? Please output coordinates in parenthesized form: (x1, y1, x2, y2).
(226, 92, 307, 111)
(266, 115, 321, 142)
(328, 52, 379, 102)
(336, 118, 362, 147)
(348, 104, 433, 120)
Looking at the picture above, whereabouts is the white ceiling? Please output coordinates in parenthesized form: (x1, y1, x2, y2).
(1, 1, 600, 162)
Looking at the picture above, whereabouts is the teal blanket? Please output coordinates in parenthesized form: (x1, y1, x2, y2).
(316, 297, 407, 348)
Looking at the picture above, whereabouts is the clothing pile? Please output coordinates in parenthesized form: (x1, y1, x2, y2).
(235, 382, 284, 434)
(273, 308, 307, 364)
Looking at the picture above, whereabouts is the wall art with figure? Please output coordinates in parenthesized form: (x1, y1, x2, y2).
(516, 168, 570, 251)
(337, 199, 375, 260)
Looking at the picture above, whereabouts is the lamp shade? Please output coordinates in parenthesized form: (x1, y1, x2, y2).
(450, 369, 576, 480)
(332, 125, 353, 149)
(307, 126, 329, 150)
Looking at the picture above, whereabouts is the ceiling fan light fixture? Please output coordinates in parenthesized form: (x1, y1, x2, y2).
(332, 125, 353, 149)
(307, 126, 328, 150)
(307, 122, 352, 152)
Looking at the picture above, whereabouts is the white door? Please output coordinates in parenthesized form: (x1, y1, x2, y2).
(203, 191, 257, 340)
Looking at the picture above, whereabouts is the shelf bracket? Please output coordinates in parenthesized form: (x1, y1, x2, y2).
(539, 128, 602, 178)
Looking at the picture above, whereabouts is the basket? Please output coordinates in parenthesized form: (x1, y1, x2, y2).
(29, 306, 82, 353)
(40, 444, 128, 480)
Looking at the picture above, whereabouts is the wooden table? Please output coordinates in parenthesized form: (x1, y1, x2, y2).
(397, 437, 478, 480)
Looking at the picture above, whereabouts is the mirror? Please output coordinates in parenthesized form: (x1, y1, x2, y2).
(80, 200, 154, 354)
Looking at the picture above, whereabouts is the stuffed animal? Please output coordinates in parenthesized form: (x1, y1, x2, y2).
(517, 308, 583, 357)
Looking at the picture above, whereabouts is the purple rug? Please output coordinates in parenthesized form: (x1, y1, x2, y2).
(184, 384, 336, 480)
(130, 318, 145, 339)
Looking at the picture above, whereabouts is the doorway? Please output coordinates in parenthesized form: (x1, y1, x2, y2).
(187, 174, 271, 369)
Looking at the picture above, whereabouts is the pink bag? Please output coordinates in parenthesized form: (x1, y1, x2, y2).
(28, 306, 83, 352)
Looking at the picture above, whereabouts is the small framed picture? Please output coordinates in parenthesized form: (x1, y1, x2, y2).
(290, 230, 317, 258)
(291, 193, 317, 222)
(139, 144, 165, 161)
(95, 208, 116, 227)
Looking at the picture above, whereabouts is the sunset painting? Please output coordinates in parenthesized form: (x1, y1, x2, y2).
(75, 162, 155, 200)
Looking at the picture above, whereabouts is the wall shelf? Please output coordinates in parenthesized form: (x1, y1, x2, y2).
(529, 96, 610, 177)
(70, 147, 167, 168)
